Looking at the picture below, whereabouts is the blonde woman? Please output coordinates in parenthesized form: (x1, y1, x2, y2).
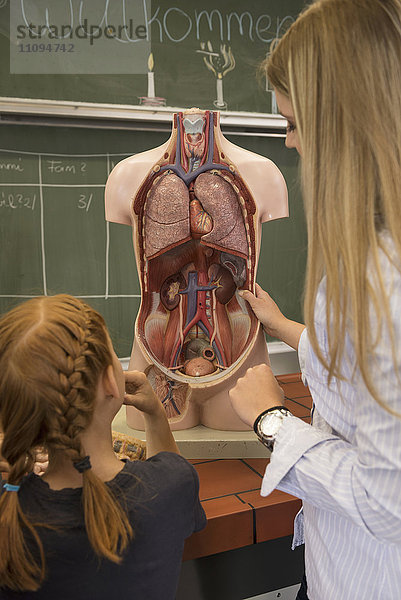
(229, 1, 401, 599)
(0, 295, 205, 599)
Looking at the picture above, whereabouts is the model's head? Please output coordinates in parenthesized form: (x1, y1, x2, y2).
(0, 295, 112, 476)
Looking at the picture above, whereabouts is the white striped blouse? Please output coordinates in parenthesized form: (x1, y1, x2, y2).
(262, 237, 401, 600)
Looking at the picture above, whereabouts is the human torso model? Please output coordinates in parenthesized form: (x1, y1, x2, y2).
(105, 109, 288, 430)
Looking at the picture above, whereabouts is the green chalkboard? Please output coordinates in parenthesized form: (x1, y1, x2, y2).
(0, 123, 305, 357)
(0, 0, 306, 113)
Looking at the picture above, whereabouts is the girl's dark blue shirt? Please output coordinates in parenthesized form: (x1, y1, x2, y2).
(0, 452, 206, 600)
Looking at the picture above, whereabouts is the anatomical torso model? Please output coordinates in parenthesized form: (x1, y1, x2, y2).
(105, 109, 288, 430)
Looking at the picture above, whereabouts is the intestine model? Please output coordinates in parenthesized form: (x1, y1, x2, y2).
(105, 109, 288, 430)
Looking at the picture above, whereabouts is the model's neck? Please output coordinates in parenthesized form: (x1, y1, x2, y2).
(175, 110, 227, 172)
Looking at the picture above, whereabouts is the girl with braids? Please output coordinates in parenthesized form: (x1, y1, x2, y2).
(0, 294, 205, 599)
(229, 1, 401, 599)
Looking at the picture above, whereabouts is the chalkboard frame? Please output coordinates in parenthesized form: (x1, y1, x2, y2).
(0, 97, 288, 131)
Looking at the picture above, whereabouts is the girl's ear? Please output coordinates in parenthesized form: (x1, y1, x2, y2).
(102, 364, 120, 400)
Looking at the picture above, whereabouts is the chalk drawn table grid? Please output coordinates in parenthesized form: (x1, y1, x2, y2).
(0, 148, 140, 356)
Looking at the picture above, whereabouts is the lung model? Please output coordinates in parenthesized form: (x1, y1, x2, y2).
(105, 109, 288, 430)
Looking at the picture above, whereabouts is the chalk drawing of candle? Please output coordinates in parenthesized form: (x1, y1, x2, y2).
(197, 42, 235, 110)
(266, 76, 278, 114)
(147, 52, 155, 98)
(139, 53, 166, 107)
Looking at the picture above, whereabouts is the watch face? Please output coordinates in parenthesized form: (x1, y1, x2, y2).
(259, 412, 284, 437)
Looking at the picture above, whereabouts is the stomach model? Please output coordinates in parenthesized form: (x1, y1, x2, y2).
(133, 111, 260, 423)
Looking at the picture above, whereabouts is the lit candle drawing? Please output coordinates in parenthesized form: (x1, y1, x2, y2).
(139, 52, 166, 107)
(216, 74, 224, 107)
(266, 74, 278, 114)
(198, 42, 235, 110)
(147, 52, 155, 98)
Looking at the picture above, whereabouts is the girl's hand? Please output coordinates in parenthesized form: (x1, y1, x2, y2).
(1, 436, 48, 477)
(229, 363, 284, 428)
(0, 460, 9, 476)
(33, 449, 49, 476)
(124, 371, 179, 457)
(124, 371, 162, 416)
(0, 433, 9, 477)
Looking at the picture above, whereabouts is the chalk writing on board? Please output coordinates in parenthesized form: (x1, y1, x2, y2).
(0, 192, 36, 210)
(0, 147, 135, 305)
(77, 193, 93, 212)
(0, 161, 24, 172)
(46, 160, 87, 174)
(153, 9, 295, 44)
(18, 2, 294, 45)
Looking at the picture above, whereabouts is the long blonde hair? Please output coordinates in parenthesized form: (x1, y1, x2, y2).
(0, 295, 132, 591)
(265, 0, 401, 408)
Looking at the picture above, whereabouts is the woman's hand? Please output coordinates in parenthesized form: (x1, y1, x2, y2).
(229, 364, 285, 428)
(240, 284, 305, 350)
(240, 284, 286, 338)
(124, 371, 162, 416)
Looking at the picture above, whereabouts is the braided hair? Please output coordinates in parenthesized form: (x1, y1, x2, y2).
(0, 295, 132, 591)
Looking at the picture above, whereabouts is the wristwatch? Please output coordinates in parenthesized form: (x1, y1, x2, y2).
(253, 406, 292, 451)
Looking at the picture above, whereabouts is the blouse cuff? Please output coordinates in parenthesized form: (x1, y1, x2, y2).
(297, 327, 309, 386)
(260, 415, 337, 497)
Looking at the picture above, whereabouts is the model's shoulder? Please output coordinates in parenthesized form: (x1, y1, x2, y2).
(109, 141, 170, 174)
(220, 136, 280, 169)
